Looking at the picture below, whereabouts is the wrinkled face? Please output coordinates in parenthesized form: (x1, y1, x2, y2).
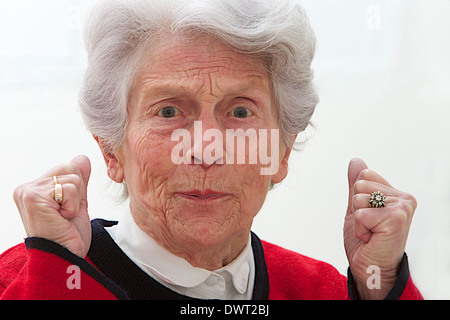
(106, 35, 291, 255)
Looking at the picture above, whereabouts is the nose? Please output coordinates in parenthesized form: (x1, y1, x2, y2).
(188, 117, 224, 168)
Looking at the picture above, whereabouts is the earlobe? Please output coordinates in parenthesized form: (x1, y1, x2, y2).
(93, 135, 124, 183)
(271, 146, 292, 184)
(271, 134, 298, 184)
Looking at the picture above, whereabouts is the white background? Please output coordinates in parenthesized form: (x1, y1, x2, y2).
(0, 0, 449, 299)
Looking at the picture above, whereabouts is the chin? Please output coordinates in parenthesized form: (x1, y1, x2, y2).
(176, 219, 232, 247)
(169, 209, 242, 249)
(164, 197, 253, 251)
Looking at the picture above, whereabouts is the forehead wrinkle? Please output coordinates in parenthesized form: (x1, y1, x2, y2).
(157, 59, 257, 83)
(134, 37, 272, 109)
(138, 72, 269, 107)
(144, 37, 264, 80)
(138, 76, 209, 102)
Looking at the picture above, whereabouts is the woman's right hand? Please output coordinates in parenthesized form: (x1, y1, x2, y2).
(13, 155, 92, 258)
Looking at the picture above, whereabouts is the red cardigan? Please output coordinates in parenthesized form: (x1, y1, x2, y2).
(0, 219, 422, 300)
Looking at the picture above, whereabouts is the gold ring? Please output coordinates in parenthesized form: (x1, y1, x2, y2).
(53, 176, 63, 204)
(369, 191, 386, 208)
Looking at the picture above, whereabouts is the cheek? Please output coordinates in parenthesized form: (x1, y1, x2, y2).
(124, 129, 177, 198)
(236, 164, 271, 215)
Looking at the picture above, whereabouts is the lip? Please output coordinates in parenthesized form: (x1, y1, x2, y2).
(175, 189, 231, 201)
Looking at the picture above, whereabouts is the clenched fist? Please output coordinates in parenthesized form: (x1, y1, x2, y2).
(13, 155, 92, 258)
(344, 158, 417, 299)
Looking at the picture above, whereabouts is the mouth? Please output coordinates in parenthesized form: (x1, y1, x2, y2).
(175, 189, 231, 201)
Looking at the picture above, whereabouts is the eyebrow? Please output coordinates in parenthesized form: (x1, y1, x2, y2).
(139, 75, 271, 105)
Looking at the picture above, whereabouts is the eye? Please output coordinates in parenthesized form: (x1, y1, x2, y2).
(231, 106, 253, 118)
(157, 106, 180, 118)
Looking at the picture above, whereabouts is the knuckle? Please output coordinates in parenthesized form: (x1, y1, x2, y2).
(65, 162, 77, 171)
(67, 173, 82, 187)
(387, 207, 409, 230)
(20, 185, 38, 202)
(21, 188, 44, 215)
(13, 184, 24, 202)
(354, 209, 363, 222)
(63, 199, 79, 213)
(392, 213, 408, 233)
(65, 183, 79, 198)
(353, 180, 366, 193)
(352, 194, 364, 208)
(394, 210, 408, 224)
(60, 184, 81, 214)
(403, 193, 418, 209)
(59, 162, 80, 176)
(397, 198, 415, 214)
(398, 200, 409, 211)
(358, 169, 372, 180)
(58, 162, 73, 174)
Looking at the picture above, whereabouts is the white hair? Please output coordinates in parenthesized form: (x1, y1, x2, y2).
(79, 0, 318, 153)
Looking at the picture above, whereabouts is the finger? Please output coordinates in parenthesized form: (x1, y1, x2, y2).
(41, 161, 81, 180)
(57, 184, 81, 219)
(353, 208, 395, 243)
(352, 193, 396, 211)
(353, 208, 384, 243)
(39, 173, 83, 199)
(38, 155, 90, 203)
(353, 180, 398, 198)
(45, 178, 81, 212)
(347, 158, 369, 216)
(40, 155, 91, 191)
(70, 155, 91, 191)
(35, 173, 83, 215)
(357, 168, 392, 188)
(51, 173, 83, 186)
(354, 206, 410, 244)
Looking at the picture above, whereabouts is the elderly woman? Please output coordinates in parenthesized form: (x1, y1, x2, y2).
(0, 0, 422, 300)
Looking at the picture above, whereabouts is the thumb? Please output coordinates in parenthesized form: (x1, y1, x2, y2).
(346, 157, 368, 215)
(70, 155, 91, 191)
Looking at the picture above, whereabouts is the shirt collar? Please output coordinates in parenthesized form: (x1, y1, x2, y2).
(113, 210, 252, 294)
(220, 239, 252, 294)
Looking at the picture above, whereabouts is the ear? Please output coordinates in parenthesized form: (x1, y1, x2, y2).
(93, 135, 124, 183)
(271, 143, 293, 184)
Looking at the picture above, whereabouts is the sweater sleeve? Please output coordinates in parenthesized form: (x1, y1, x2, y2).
(0, 238, 128, 300)
(261, 240, 423, 300)
(347, 253, 423, 300)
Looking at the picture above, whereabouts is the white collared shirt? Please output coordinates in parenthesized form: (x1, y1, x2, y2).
(106, 211, 255, 300)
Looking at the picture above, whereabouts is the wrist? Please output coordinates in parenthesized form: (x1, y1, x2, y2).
(354, 272, 397, 300)
(348, 253, 410, 300)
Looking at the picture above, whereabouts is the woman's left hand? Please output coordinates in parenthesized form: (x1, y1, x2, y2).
(344, 158, 417, 299)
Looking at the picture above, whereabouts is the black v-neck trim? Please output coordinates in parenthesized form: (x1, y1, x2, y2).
(87, 219, 269, 300)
